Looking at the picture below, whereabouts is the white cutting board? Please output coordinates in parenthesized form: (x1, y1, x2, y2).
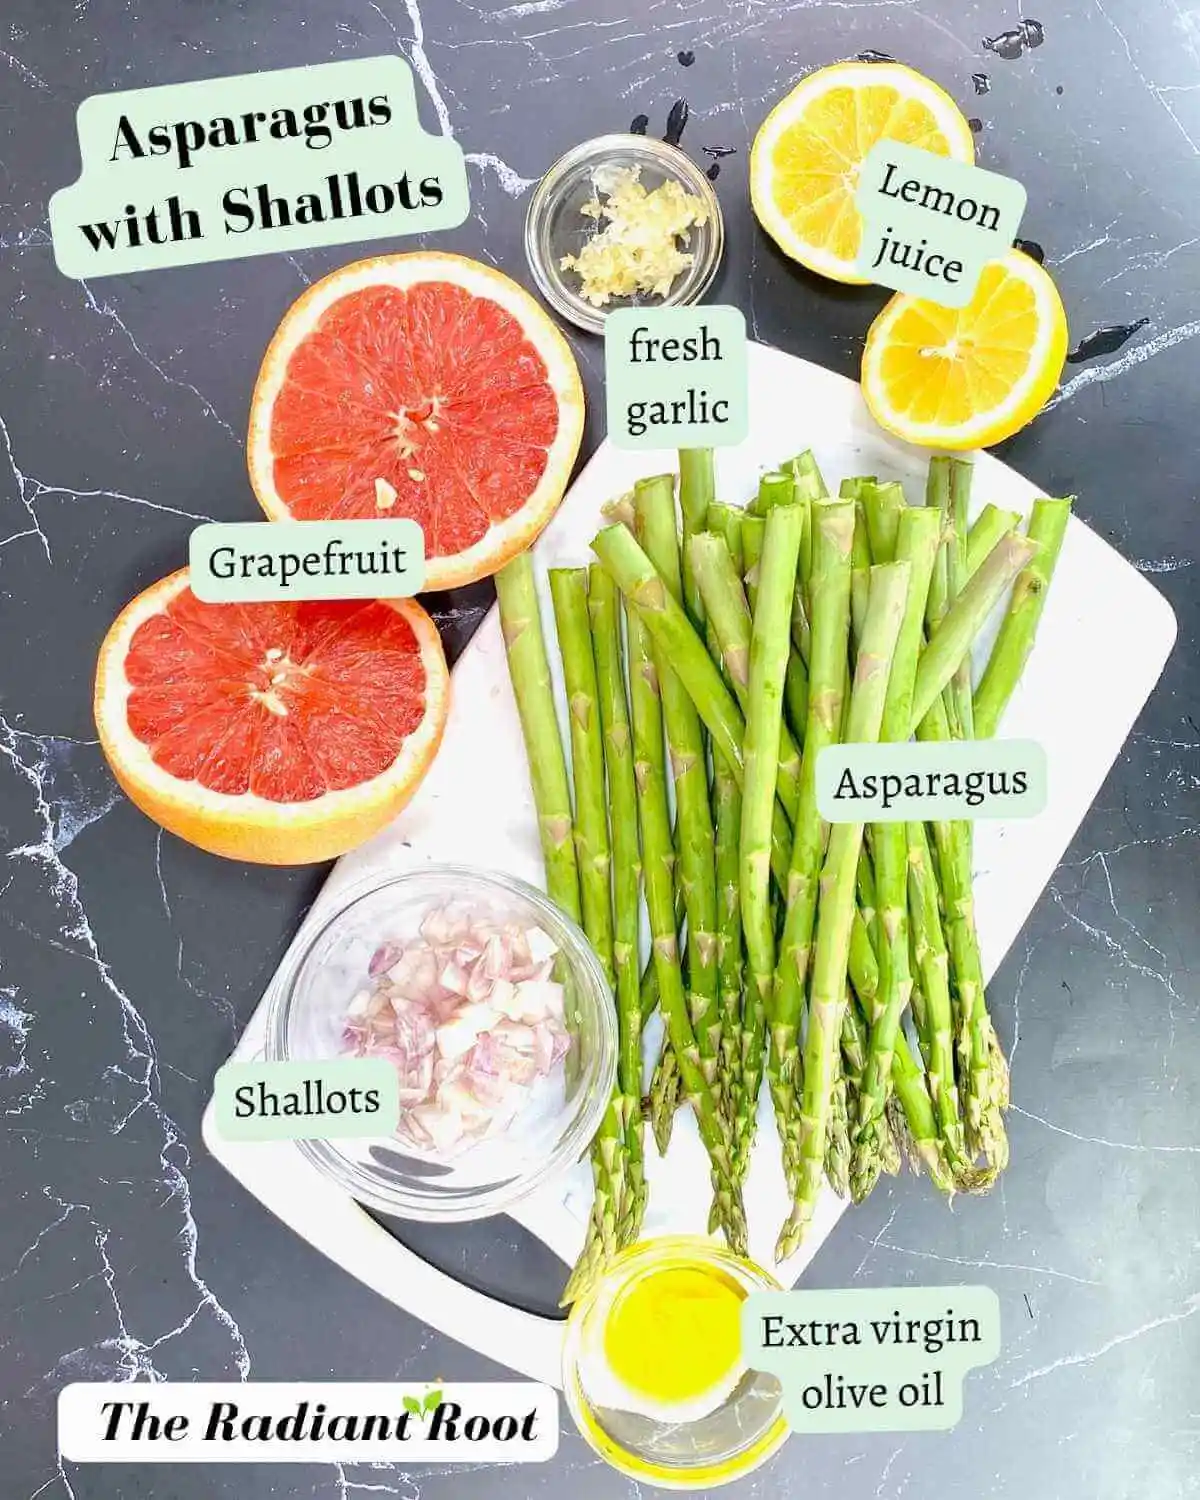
(204, 342, 1176, 1387)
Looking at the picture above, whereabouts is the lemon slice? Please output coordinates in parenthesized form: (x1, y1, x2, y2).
(751, 62, 976, 283)
(861, 249, 1069, 450)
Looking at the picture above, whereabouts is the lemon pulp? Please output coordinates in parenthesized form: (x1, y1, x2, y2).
(602, 1264, 745, 1407)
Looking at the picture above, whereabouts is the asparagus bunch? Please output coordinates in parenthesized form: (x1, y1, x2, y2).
(497, 448, 1072, 1272)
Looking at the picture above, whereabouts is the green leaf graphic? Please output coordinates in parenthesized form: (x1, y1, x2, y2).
(424, 1390, 443, 1413)
(402, 1396, 422, 1416)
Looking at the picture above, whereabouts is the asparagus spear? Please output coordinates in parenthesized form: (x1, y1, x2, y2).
(849, 499, 872, 644)
(742, 515, 765, 611)
(973, 498, 1073, 737)
(625, 600, 747, 1250)
(649, 1042, 680, 1155)
(789, 461, 822, 587)
(946, 459, 976, 741)
(965, 504, 1021, 581)
(639, 954, 659, 1023)
(670, 455, 715, 1135)
(704, 516, 747, 1134)
(840, 993, 907, 1177)
(706, 501, 745, 552)
(633, 479, 724, 1165)
(906, 817, 980, 1189)
(756, 474, 811, 636)
(747, 469, 796, 516)
(785, 654, 810, 743)
(770, 501, 855, 1188)
(851, 508, 941, 1204)
(889, 1026, 954, 1187)
(588, 565, 647, 1244)
(549, 569, 615, 983)
(825, 1047, 852, 1198)
(549, 570, 625, 1302)
(678, 450, 715, 627)
(638, 880, 686, 1024)
(917, 695, 1007, 1178)
(909, 532, 1038, 732)
(737, 504, 805, 1174)
(778, 560, 911, 1261)
(494, 555, 581, 924)
(689, 532, 803, 817)
(854, 924, 953, 1193)
(790, 581, 813, 667)
(925, 456, 953, 633)
(712, 745, 745, 1119)
(788, 448, 829, 500)
(863, 480, 905, 566)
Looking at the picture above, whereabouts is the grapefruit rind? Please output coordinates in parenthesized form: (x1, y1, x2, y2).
(94, 570, 449, 865)
(247, 252, 585, 591)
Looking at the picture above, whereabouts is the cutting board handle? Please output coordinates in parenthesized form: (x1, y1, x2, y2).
(201, 1103, 568, 1387)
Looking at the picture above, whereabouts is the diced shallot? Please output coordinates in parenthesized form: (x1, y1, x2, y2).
(387, 947, 439, 997)
(437, 1002, 498, 1061)
(368, 941, 404, 977)
(470, 1028, 502, 1074)
(341, 902, 574, 1158)
(505, 924, 532, 968)
(365, 988, 392, 1019)
(475, 934, 503, 981)
(526, 927, 559, 965)
(439, 959, 472, 997)
(374, 1045, 434, 1105)
(466, 960, 496, 1003)
(512, 979, 565, 1023)
(441, 1076, 504, 1123)
(420, 905, 470, 948)
(346, 989, 373, 1020)
(533, 1020, 571, 1076)
(407, 1101, 467, 1154)
(489, 978, 520, 1019)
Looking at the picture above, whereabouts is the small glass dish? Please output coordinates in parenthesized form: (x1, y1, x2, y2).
(562, 1237, 790, 1489)
(264, 865, 616, 1222)
(524, 134, 724, 334)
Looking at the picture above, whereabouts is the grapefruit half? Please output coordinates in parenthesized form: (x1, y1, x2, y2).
(94, 570, 449, 864)
(247, 252, 585, 590)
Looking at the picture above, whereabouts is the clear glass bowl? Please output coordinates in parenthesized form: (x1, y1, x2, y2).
(264, 865, 616, 1222)
(524, 134, 724, 334)
(562, 1237, 790, 1489)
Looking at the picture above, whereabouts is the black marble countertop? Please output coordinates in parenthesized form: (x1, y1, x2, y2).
(3, 3, 1198, 1497)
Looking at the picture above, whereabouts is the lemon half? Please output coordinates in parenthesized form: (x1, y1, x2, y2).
(751, 62, 976, 284)
(861, 248, 1069, 450)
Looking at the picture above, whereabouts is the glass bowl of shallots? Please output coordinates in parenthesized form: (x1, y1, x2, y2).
(265, 865, 616, 1221)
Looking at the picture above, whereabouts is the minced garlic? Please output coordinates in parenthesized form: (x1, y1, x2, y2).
(559, 165, 708, 308)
